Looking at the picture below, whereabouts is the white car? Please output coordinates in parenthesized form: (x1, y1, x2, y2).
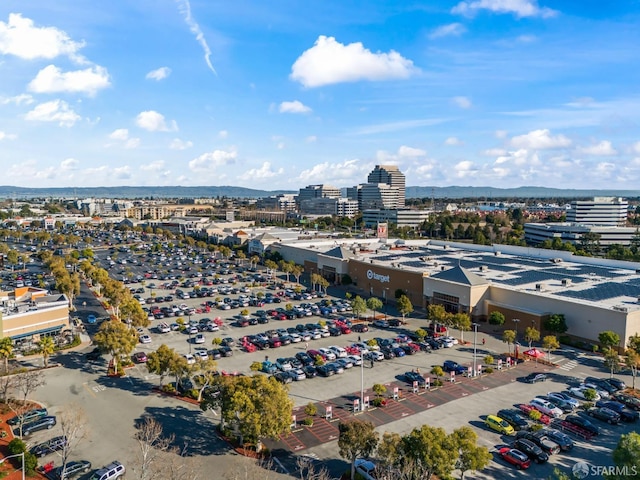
(568, 385, 602, 402)
(318, 348, 337, 361)
(194, 350, 209, 361)
(530, 398, 563, 418)
(157, 323, 170, 333)
(183, 354, 196, 365)
(582, 383, 610, 399)
(139, 335, 152, 344)
(347, 354, 363, 366)
(194, 333, 206, 344)
(547, 391, 580, 409)
(329, 346, 348, 358)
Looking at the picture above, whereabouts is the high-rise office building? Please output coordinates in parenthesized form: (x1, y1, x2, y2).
(367, 165, 405, 207)
(566, 197, 628, 226)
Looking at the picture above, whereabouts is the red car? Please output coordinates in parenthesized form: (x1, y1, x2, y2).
(133, 352, 148, 363)
(339, 326, 352, 334)
(498, 447, 531, 470)
(307, 349, 325, 361)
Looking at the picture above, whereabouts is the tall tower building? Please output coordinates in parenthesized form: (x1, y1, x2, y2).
(367, 165, 405, 207)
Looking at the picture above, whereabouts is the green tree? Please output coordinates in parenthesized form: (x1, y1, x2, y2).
(542, 335, 560, 362)
(0, 337, 13, 374)
(625, 349, 639, 390)
(396, 294, 413, 321)
(338, 420, 379, 480)
(451, 426, 492, 480)
(627, 334, 640, 354)
(37, 336, 56, 368)
(502, 330, 516, 355)
(524, 326, 540, 348)
(610, 432, 640, 478)
(603, 347, 621, 379)
(401, 425, 458, 480)
(146, 344, 179, 386)
(599, 330, 621, 350)
(451, 312, 471, 344)
(200, 375, 293, 446)
(544, 314, 568, 334)
(372, 383, 387, 398)
(93, 320, 138, 373)
(430, 365, 444, 383)
(351, 295, 367, 320)
(366, 297, 383, 320)
(488, 311, 505, 326)
(583, 388, 597, 402)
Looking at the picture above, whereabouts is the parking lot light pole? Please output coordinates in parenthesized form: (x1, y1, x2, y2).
(512, 318, 520, 343)
(188, 313, 192, 354)
(361, 351, 364, 410)
(472, 323, 479, 377)
(0, 452, 25, 480)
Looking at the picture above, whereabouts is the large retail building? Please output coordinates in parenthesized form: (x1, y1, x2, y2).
(272, 238, 640, 351)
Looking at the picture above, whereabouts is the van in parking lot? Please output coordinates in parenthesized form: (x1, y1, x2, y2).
(90, 461, 125, 480)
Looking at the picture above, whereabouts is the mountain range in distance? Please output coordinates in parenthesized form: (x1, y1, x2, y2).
(0, 185, 639, 200)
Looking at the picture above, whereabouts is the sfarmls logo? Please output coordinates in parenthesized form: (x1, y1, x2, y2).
(572, 462, 637, 479)
(367, 270, 390, 283)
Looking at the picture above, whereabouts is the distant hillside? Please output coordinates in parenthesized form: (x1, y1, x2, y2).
(0, 185, 639, 200)
(0, 185, 295, 199)
(405, 186, 640, 199)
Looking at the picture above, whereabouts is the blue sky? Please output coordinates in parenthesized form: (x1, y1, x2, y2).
(1, 0, 640, 191)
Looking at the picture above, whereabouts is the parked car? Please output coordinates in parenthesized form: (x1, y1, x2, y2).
(547, 392, 580, 409)
(352, 324, 369, 333)
(540, 428, 574, 451)
(586, 407, 621, 425)
(530, 398, 563, 418)
(316, 364, 335, 377)
(603, 378, 626, 391)
(595, 400, 639, 422)
(485, 415, 515, 435)
(513, 438, 549, 464)
(16, 415, 57, 436)
(51, 460, 92, 479)
(522, 372, 547, 383)
(372, 320, 389, 328)
(443, 360, 467, 375)
(404, 371, 427, 387)
(564, 415, 600, 435)
(496, 409, 530, 431)
(30, 435, 68, 457)
(7, 408, 48, 426)
(568, 385, 601, 401)
(498, 447, 531, 470)
(302, 365, 318, 378)
(354, 459, 377, 480)
(515, 431, 561, 455)
(132, 351, 148, 363)
(536, 395, 574, 413)
(139, 334, 152, 344)
(89, 460, 126, 480)
(613, 392, 640, 411)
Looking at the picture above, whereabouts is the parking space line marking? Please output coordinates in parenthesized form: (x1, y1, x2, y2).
(82, 382, 97, 398)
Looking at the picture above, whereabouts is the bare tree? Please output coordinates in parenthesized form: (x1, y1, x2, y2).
(223, 457, 278, 480)
(0, 371, 18, 403)
(160, 446, 202, 480)
(296, 456, 334, 480)
(10, 370, 46, 437)
(132, 417, 173, 480)
(57, 404, 90, 477)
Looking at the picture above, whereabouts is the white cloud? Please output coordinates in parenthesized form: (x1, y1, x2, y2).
(146, 67, 171, 81)
(109, 129, 130, 141)
(516, 34, 537, 43)
(429, 23, 466, 39)
(445, 136, 463, 146)
(140, 160, 168, 174)
(0, 13, 85, 61)
(218, 130, 228, 139)
(495, 129, 508, 139)
(306, 135, 317, 143)
(175, 0, 216, 75)
(276, 142, 285, 150)
(633, 141, 640, 154)
(298, 158, 366, 184)
(290, 35, 417, 88)
(454, 160, 478, 178)
(169, 138, 193, 150)
(483, 147, 507, 156)
(125, 138, 140, 149)
(239, 162, 284, 180)
(60, 158, 78, 170)
(452, 96, 472, 109)
(28, 65, 111, 96)
(352, 118, 447, 135)
(0, 94, 34, 105)
(451, 0, 557, 18)
(578, 140, 617, 156)
(24, 99, 80, 127)
(398, 145, 426, 157)
(189, 148, 237, 171)
(0, 131, 17, 141)
(279, 100, 312, 114)
(135, 110, 177, 132)
(510, 129, 571, 149)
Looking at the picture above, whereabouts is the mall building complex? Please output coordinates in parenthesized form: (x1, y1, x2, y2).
(271, 238, 640, 351)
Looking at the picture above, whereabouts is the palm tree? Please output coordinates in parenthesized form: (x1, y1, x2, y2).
(0, 337, 13, 373)
(38, 336, 56, 368)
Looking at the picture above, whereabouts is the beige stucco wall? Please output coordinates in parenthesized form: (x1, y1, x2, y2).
(1, 304, 70, 339)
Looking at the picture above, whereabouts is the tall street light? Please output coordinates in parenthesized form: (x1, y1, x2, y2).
(472, 323, 479, 377)
(188, 313, 193, 354)
(0, 452, 25, 480)
(513, 318, 521, 360)
(512, 318, 520, 342)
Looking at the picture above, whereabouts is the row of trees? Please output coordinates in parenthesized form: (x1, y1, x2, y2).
(338, 419, 491, 480)
(427, 305, 472, 342)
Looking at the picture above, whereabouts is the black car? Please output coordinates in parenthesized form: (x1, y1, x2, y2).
(513, 438, 549, 464)
(586, 407, 621, 425)
(7, 407, 48, 426)
(515, 431, 560, 455)
(316, 364, 335, 377)
(51, 460, 92, 479)
(522, 372, 547, 383)
(328, 327, 342, 337)
(272, 372, 292, 384)
(30, 435, 67, 457)
(16, 415, 57, 436)
(496, 409, 530, 431)
(417, 342, 432, 352)
(540, 428, 574, 451)
(602, 378, 626, 391)
(302, 365, 318, 378)
(219, 346, 233, 357)
(404, 371, 427, 386)
(296, 352, 315, 366)
(613, 393, 640, 412)
(595, 400, 639, 422)
(564, 415, 600, 435)
(585, 377, 618, 395)
(380, 347, 396, 359)
(400, 345, 417, 356)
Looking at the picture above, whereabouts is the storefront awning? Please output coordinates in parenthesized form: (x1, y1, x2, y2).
(10, 325, 64, 340)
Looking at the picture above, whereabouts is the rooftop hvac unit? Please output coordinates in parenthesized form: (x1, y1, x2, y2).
(479, 265, 488, 272)
(637, 297, 640, 303)
(444, 245, 449, 250)
(636, 269, 640, 274)
(613, 306, 628, 312)
(561, 278, 572, 286)
(494, 251, 501, 256)
(535, 283, 543, 291)
(441, 266, 446, 271)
